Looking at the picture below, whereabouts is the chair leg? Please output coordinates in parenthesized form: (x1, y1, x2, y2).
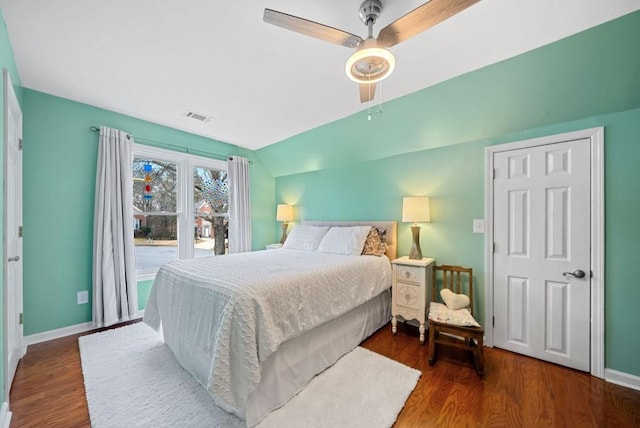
(475, 334, 485, 377)
(428, 324, 437, 365)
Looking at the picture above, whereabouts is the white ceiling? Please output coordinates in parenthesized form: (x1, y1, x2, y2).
(2, 0, 640, 150)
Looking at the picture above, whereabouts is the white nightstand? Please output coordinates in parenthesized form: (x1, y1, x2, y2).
(265, 243, 283, 250)
(391, 256, 435, 344)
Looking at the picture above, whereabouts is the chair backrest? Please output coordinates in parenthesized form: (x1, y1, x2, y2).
(432, 265, 474, 314)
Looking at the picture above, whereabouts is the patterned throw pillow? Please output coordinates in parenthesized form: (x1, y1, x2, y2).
(362, 227, 387, 256)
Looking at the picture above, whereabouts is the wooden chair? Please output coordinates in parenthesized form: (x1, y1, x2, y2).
(428, 265, 485, 376)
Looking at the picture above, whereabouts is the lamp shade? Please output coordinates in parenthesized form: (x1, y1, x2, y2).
(402, 197, 430, 223)
(276, 204, 294, 222)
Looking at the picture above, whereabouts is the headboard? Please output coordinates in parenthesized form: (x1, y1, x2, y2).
(302, 221, 397, 260)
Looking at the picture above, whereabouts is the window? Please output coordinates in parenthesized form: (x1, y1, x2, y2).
(132, 145, 228, 280)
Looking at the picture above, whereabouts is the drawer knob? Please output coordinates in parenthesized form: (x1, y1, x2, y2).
(404, 271, 410, 278)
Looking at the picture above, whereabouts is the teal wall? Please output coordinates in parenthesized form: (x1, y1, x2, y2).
(21, 89, 275, 336)
(137, 280, 154, 311)
(0, 6, 21, 405)
(260, 11, 640, 377)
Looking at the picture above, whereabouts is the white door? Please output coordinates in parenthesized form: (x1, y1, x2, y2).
(493, 138, 591, 371)
(3, 69, 23, 396)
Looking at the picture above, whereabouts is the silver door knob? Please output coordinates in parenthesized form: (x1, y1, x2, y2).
(8, 256, 19, 262)
(563, 269, 585, 278)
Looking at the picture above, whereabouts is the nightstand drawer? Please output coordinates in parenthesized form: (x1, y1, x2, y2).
(395, 265, 421, 284)
(395, 283, 421, 310)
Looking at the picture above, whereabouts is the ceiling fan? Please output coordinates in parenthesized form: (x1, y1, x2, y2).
(264, 0, 480, 103)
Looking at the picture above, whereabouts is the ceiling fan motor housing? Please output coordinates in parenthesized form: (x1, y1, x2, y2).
(359, 0, 382, 25)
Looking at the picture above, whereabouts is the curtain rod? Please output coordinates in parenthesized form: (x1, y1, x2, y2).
(89, 126, 250, 163)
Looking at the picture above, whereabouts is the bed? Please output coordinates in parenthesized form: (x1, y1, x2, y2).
(144, 220, 397, 426)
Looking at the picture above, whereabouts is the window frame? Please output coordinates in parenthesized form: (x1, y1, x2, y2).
(132, 144, 228, 281)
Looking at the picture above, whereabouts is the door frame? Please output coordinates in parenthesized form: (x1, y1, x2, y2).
(484, 127, 604, 378)
(3, 68, 24, 398)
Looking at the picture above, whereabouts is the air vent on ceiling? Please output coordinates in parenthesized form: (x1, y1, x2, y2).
(184, 110, 212, 123)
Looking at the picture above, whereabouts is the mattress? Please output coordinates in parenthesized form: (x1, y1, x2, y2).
(144, 248, 392, 422)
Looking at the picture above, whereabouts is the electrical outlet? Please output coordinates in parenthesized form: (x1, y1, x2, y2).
(77, 290, 89, 305)
(473, 219, 485, 234)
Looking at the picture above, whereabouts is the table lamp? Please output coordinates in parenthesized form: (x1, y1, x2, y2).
(402, 196, 430, 260)
(276, 204, 294, 244)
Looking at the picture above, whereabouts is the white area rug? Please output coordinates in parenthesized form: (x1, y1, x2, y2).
(79, 323, 420, 428)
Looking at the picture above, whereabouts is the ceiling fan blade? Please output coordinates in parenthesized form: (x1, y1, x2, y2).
(377, 0, 480, 47)
(359, 83, 376, 103)
(264, 9, 363, 48)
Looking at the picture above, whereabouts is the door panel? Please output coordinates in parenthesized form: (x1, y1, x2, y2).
(546, 187, 569, 259)
(507, 276, 528, 344)
(493, 139, 591, 371)
(545, 280, 568, 354)
(508, 190, 529, 256)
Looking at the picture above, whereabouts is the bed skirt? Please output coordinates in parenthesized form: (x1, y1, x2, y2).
(245, 288, 391, 426)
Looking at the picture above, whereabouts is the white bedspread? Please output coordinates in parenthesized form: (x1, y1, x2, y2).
(144, 249, 391, 419)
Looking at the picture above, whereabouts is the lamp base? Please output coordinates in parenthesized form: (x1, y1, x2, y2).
(408, 226, 423, 260)
(279, 222, 289, 244)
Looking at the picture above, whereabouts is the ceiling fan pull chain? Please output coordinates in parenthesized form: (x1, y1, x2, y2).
(378, 81, 383, 114)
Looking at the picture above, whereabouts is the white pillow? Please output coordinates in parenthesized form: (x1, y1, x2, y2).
(440, 288, 470, 310)
(282, 225, 330, 251)
(317, 226, 372, 256)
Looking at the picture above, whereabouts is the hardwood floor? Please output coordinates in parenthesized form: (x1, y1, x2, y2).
(363, 324, 640, 427)
(9, 321, 640, 427)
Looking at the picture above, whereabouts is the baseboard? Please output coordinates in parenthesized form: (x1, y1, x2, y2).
(23, 311, 147, 351)
(605, 368, 640, 391)
(0, 403, 12, 428)
(24, 321, 95, 349)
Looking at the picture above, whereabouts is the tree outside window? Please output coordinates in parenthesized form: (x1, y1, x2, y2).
(194, 167, 229, 256)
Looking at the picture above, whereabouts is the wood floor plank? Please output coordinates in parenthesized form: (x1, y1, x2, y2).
(8, 321, 640, 427)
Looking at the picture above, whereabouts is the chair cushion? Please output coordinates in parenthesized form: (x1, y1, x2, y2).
(440, 288, 470, 310)
(429, 302, 481, 328)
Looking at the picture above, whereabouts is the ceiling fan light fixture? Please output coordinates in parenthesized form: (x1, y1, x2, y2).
(345, 40, 395, 84)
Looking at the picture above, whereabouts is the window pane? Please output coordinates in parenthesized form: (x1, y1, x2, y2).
(134, 215, 178, 273)
(194, 166, 228, 255)
(194, 215, 227, 257)
(133, 158, 177, 213)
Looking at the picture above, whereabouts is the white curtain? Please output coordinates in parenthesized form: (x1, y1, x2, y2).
(228, 156, 252, 253)
(92, 126, 138, 327)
